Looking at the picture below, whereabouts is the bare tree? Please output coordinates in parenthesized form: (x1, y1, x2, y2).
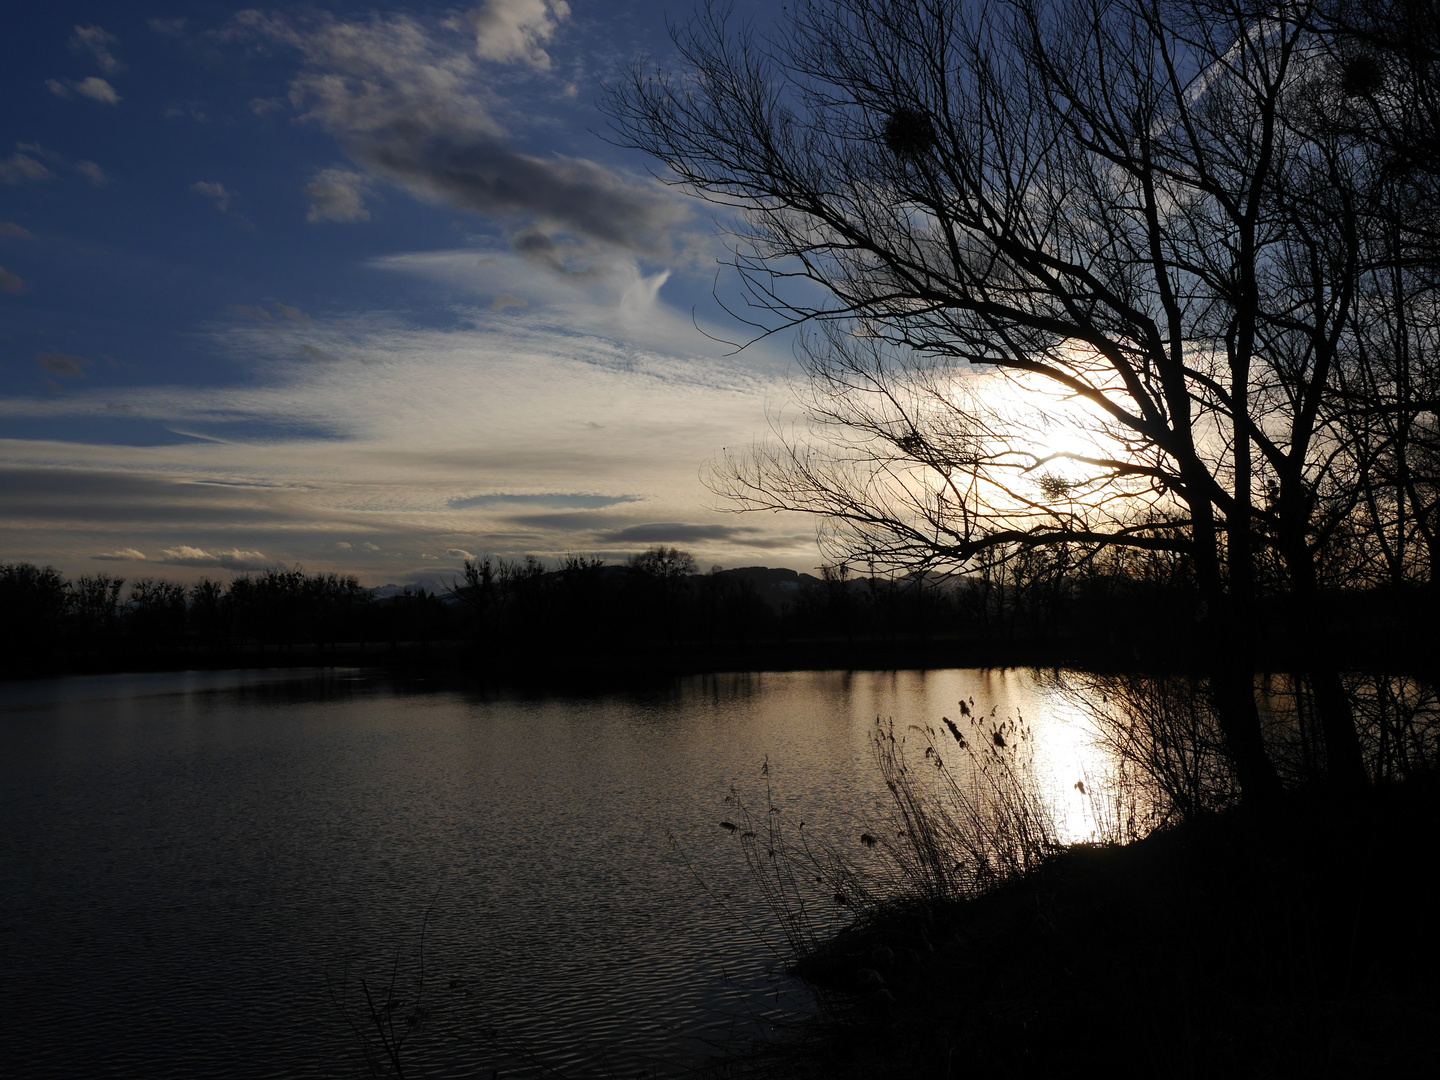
(606, 0, 1440, 795)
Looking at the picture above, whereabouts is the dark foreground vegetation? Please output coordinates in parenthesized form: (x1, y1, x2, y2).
(754, 781, 1440, 1079)
(706, 678, 1440, 1080)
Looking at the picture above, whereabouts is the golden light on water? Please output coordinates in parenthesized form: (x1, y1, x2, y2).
(845, 670, 1134, 847)
(1023, 683, 1127, 845)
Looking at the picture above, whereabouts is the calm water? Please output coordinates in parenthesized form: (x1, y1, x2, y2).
(0, 667, 1106, 1078)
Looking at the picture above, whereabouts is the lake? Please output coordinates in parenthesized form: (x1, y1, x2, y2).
(0, 666, 1113, 1078)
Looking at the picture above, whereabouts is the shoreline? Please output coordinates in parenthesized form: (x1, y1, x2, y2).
(5, 632, 1438, 685)
(733, 777, 1440, 1079)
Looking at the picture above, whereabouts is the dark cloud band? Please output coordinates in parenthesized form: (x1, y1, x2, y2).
(360, 136, 685, 256)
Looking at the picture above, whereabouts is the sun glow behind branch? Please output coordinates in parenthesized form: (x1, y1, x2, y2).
(841, 355, 1176, 559)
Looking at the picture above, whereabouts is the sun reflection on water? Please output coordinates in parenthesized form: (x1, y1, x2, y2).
(1023, 684, 1124, 845)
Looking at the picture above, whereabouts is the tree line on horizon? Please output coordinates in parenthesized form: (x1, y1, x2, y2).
(1, 534, 1428, 675)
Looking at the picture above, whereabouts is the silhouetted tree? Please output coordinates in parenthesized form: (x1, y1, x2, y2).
(0, 562, 67, 657)
(127, 578, 189, 649)
(451, 556, 500, 645)
(557, 554, 608, 641)
(69, 573, 125, 648)
(189, 578, 225, 646)
(628, 546, 697, 641)
(608, 0, 1440, 795)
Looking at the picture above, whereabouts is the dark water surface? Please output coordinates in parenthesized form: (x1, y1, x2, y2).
(0, 667, 1095, 1078)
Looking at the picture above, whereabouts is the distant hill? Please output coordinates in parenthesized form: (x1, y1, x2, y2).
(370, 577, 456, 600)
(710, 565, 823, 613)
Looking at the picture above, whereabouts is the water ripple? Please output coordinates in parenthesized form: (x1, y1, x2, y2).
(1, 667, 1066, 1077)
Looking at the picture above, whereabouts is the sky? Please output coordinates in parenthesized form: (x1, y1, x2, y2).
(0, 0, 821, 586)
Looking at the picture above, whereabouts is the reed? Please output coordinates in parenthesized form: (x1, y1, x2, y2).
(1062, 672, 1241, 825)
(716, 701, 1068, 982)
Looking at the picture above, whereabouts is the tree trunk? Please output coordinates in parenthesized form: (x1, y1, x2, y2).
(1285, 537, 1369, 790)
(1209, 637, 1283, 802)
(1187, 488, 1283, 803)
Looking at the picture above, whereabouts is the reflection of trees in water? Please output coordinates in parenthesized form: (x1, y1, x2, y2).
(1060, 672, 1440, 830)
(1259, 672, 1440, 787)
(716, 665, 1440, 949)
(1062, 674, 1242, 829)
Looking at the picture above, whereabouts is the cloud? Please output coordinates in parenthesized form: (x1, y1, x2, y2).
(0, 267, 23, 294)
(160, 545, 269, 570)
(1, 146, 105, 186)
(1, 222, 36, 240)
(369, 248, 711, 352)
(0, 466, 306, 531)
(65, 77, 121, 105)
(0, 273, 811, 576)
(336, 541, 352, 549)
(149, 18, 187, 38)
(446, 547, 475, 560)
(76, 160, 108, 186)
(35, 353, 88, 378)
(372, 145, 687, 259)
(296, 343, 334, 363)
(492, 293, 526, 311)
(95, 547, 147, 561)
(469, 0, 570, 69)
(165, 104, 210, 123)
(251, 96, 285, 116)
(506, 510, 622, 531)
(76, 77, 120, 104)
(450, 493, 642, 510)
(0, 150, 53, 184)
(304, 168, 370, 223)
(600, 523, 746, 543)
(238, 9, 687, 262)
(71, 25, 122, 75)
(192, 181, 233, 213)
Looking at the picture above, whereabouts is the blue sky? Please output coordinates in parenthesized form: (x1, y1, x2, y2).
(1, 1, 818, 584)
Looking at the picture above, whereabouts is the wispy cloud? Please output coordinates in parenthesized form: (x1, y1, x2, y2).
(71, 25, 123, 75)
(469, 0, 570, 69)
(191, 181, 233, 213)
(49, 76, 121, 104)
(35, 353, 89, 378)
(0, 256, 809, 576)
(160, 545, 269, 570)
(95, 547, 147, 561)
(601, 523, 749, 543)
(0, 267, 24, 294)
(2, 144, 109, 186)
(76, 160, 108, 186)
(1, 148, 54, 184)
(449, 493, 641, 510)
(305, 168, 371, 223)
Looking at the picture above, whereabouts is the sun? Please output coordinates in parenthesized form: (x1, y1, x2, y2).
(960, 364, 1134, 504)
